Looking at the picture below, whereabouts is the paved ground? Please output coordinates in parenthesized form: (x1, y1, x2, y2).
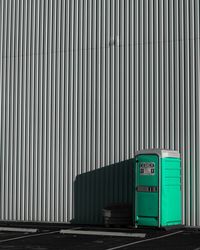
(0, 226, 199, 250)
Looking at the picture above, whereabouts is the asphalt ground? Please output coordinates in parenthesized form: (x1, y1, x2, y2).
(0, 226, 199, 250)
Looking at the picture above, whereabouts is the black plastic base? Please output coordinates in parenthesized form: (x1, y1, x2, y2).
(134, 224, 185, 231)
(162, 224, 185, 231)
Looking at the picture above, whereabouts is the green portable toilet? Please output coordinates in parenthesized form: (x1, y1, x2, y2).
(134, 149, 182, 228)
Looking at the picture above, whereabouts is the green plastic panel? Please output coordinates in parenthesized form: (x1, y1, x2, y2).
(160, 158, 182, 226)
(135, 154, 159, 227)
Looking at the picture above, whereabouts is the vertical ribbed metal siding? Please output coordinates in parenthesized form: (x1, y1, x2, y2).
(0, 0, 199, 226)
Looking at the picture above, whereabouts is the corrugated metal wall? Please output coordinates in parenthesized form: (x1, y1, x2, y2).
(0, 0, 199, 226)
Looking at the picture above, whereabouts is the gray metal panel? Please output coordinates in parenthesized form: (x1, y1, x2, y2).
(0, 0, 199, 226)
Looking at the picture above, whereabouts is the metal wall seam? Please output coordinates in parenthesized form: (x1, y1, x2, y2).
(164, 0, 169, 149)
(184, 0, 191, 226)
(28, 0, 33, 221)
(13, 0, 18, 220)
(105, 0, 110, 207)
(0, 0, 6, 221)
(50, 0, 56, 222)
(119, 0, 124, 161)
(25, 1, 30, 221)
(134, 0, 139, 154)
(82, 0, 87, 174)
(59, 0, 65, 223)
(17, 0, 22, 220)
(86, 0, 92, 222)
(179, 0, 185, 226)
(105, 0, 109, 166)
(68, 0, 74, 222)
(33, 0, 39, 222)
(100, 0, 106, 209)
(9, 0, 15, 221)
(21, 0, 26, 221)
(149, 0, 154, 149)
(101, 0, 106, 167)
(56, 0, 61, 222)
(174, 0, 179, 151)
(56, 0, 61, 221)
(25, 0, 31, 222)
(46, 0, 52, 222)
(110, 0, 115, 163)
(63, 0, 69, 221)
(41, 0, 47, 222)
(194, 0, 200, 226)
(5, 0, 11, 221)
(38, 0, 44, 222)
(81, 0, 87, 220)
(158, 0, 164, 148)
(86, 0, 91, 175)
(153, 0, 159, 149)
(109, 0, 115, 204)
(91, 0, 96, 171)
(59, 0, 64, 223)
(139, 0, 144, 149)
(169, 0, 174, 150)
(129, 0, 134, 157)
(35, 0, 39, 220)
(108, 14, 113, 201)
(189, 0, 196, 227)
(144, 0, 148, 149)
(90, 0, 96, 219)
(0, 0, 3, 220)
(124, 0, 129, 160)
(95, 0, 101, 217)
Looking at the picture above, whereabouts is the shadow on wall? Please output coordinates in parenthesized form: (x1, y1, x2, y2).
(72, 158, 135, 225)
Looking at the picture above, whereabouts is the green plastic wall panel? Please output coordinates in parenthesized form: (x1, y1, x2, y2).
(161, 158, 182, 226)
(135, 154, 159, 227)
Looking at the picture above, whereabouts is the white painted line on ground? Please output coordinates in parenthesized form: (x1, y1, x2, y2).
(0, 227, 81, 244)
(105, 230, 184, 250)
(60, 229, 146, 238)
(0, 227, 38, 233)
